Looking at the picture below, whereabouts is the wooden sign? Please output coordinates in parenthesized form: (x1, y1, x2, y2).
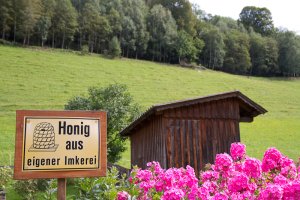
(14, 110, 107, 179)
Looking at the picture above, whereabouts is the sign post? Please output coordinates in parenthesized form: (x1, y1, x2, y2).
(57, 178, 66, 200)
(14, 110, 107, 199)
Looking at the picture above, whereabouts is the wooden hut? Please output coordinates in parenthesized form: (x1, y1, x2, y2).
(120, 91, 267, 175)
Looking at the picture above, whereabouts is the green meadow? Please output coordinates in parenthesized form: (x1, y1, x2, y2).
(0, 45, 300, 167)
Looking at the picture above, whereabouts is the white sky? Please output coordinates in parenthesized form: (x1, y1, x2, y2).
(190, 0, 300, 34)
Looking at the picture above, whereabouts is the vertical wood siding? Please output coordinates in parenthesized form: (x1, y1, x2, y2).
(130, 115, 166, 169)
(163, 98, 240, 175)
(130, 98, 241, 175)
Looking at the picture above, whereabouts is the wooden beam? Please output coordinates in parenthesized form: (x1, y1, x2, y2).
(239, 117, 253, 122)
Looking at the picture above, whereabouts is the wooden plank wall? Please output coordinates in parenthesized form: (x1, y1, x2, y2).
(130, 115, 166, 169)
(163, 98, 240, 175)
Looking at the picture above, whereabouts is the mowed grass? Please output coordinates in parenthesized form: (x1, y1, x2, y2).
(0, 45, 300, 168)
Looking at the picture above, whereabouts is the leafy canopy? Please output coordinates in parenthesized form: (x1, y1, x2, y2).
(65, 84, 140, 163)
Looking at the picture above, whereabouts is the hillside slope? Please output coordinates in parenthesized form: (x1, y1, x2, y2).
(0, 45, 299, 166)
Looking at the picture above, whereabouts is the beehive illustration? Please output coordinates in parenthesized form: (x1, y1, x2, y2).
(33, 122, 55, 149)
(29, 122, 58, 152)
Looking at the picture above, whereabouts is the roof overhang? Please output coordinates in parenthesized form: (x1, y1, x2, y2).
(120, 91, 267, 136)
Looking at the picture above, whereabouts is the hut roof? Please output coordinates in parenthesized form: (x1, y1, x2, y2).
(120, 91, 267, 136)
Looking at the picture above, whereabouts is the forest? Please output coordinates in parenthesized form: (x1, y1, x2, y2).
(0, 0, 300, 77)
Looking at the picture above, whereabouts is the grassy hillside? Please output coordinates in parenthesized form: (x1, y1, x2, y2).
(0, 45, 300, 167)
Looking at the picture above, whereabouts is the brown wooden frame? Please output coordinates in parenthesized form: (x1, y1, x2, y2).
(14, 110, 107, 179)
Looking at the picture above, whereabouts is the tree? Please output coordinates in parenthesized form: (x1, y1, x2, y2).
(52, 0, 77, 48)
(239, 6, 274, 36)
(0, 0, 12, 39)
(276, 30, 300, 76)
(108, 36, 121, 58)
(81, 0, 102, 53)
(223, 30, 251, 74)
(176, 30, 202, 63)
(210, 16, 246, 34)
(151, 0, 196, 35)
(19, 0, 42, 45)
(120, 0, 149, 58)
(65, 84, 140, 163)
(107, 8, 122, 38)
(10, 0, 23, 43)
(120, 16, 136, 57)
(198, 23, 225, 69)
(147, 4, 177, 62)
(249, 32, 279, 76)
(36, 0, 55, 46)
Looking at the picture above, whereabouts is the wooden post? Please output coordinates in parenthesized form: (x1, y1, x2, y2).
(57, 178, 66, 200)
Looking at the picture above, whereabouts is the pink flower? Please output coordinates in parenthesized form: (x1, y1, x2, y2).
(233, 161, 244, 172)
(161, 188, 184, 200)
(212, 193, 229, 200)
(258, 184, 283, 200)
(117, 191, 130, 200)
(230, 143, 246, 160)
(136, 169, 152, 182)
(215, 153, 233, 172)
(282, 181, 300, 199)
(125, 143, 300, 200)
(198, 187, 210, 200)
(228, 172, 249, 193)
(244, 157, 262, 178)
(262, 148, 282, 172)
(139, 180, 155, 193)
(202, 181, 218, 194)
(274, 174, 288, 186)
(279, 156, 297, 178)
(201, 170, 219, 182)
(147, 161, 163, 175)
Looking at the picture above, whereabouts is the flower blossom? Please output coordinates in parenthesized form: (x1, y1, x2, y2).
(161, 188, 184, 200)
(117, 191, 130, 200)
(262, 147, 282, 172)
(258, 184, 283, 200)
(228, 171, 249, 193)
(215, 153, 233, 172)
(230, 142, 246, 160)
(244, 157, 262, 178)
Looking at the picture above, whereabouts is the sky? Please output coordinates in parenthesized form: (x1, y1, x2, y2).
(190, 0, 300, 34)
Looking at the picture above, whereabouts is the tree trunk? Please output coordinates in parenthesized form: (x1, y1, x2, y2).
(52, 30, 55, 48)
(41, 36, 44, 47)
(159, 43, 162, 62)
(13, 16, 16, 43)
(27, 34, 30, 45)
(23, 36, 26, 45)
(88, 34, 91, 53)
(2, 22, 5, 39)
(79, 31, 82, 50)
(209, 41, 212, 68)
(62, 30, 65, 49)
(94, 35, 97, 53)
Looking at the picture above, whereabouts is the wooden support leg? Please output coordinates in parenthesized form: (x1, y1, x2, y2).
(57, 178, 66, 200)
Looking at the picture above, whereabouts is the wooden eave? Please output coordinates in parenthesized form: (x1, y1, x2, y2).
(120, 91, 267, 136)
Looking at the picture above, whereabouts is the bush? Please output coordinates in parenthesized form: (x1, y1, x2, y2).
(0, 167, 12, 191)
(80, 44, 89, 55)
(14, 179, 50, 200)
(108, 37, 121, 58)
(117, 143, 300, 199)
(0, 39, 12, 45)
(75, 167, 133, 200)
(65, 84, 140, 163)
